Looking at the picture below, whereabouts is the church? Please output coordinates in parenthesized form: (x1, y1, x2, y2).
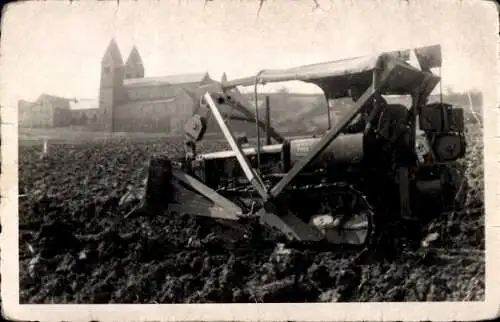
(97, 38, 221, 133)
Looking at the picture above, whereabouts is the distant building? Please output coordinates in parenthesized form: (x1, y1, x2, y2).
(69, 98, 100, 128)
(18, 94, 73, 128)
(18, 95, 99, 129)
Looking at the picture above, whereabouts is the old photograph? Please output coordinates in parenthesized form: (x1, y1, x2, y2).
(1, 0, 499, 321)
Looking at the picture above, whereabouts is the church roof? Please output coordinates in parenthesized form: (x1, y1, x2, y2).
(123, 72, 212, 87)
(101, 38, 123, 66)
(115, 87, 203, 109)
(115, 97, 178, 111)
(127, 96, 177, 104)
(125, 46, 143, 66)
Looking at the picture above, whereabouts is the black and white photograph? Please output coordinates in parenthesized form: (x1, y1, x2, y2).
(1, 0, 499, 321)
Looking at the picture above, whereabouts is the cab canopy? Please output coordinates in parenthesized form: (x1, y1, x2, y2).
(222, 44, 442, 100)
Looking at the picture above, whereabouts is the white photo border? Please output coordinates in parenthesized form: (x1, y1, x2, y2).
(1, 0, 499, 321)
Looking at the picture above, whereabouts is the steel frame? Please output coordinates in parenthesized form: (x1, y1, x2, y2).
(203, 93, 269, 200)
(202, 63, 395, 204)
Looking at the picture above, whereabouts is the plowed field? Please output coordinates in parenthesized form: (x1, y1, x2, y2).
(18, 125, 485, 303)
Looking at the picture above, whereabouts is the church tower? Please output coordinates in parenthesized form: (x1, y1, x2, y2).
(99, 38, 125, 132)
(124, 46, 145, 79)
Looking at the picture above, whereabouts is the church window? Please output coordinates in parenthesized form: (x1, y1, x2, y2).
(103, 66, 111, 74)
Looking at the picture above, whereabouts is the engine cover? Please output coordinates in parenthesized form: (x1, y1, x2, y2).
(289, 133, 364, 168)
(419, 103, 465, 133)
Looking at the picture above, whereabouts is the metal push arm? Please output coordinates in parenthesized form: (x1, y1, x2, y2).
(203, 93, 269, 200)
(268, 66, 394, 200)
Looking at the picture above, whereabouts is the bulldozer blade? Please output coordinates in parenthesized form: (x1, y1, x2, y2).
(170, 169, 243, 219)
(168, 178, 241, 221)
(136, 155, 242, 221)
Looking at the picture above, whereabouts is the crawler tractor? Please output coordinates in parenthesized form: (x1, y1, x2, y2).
(135, 44, 467, 251)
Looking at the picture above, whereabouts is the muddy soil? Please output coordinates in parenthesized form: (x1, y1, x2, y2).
(18, 132, 485, 303)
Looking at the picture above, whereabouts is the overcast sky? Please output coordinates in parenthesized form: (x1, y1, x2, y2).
(0, 0, 497, 107)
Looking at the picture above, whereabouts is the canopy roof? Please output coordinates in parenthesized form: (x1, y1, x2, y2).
(222, 44, 442, 99)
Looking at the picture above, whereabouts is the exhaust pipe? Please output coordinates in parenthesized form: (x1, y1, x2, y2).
(265, 95, 271, 145)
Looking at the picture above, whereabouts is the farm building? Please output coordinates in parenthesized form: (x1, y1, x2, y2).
(18, 95, 101, 129)
(18, 94, 74, 128)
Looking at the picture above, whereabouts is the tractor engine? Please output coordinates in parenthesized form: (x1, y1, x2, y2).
(288, 134, 364, 169)
(418, 102, 466, 162)
(192, 132, 366, 191)
(411, 102, 467, 213)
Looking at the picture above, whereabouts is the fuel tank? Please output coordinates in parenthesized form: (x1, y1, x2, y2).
(289, 133, 364, 168)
